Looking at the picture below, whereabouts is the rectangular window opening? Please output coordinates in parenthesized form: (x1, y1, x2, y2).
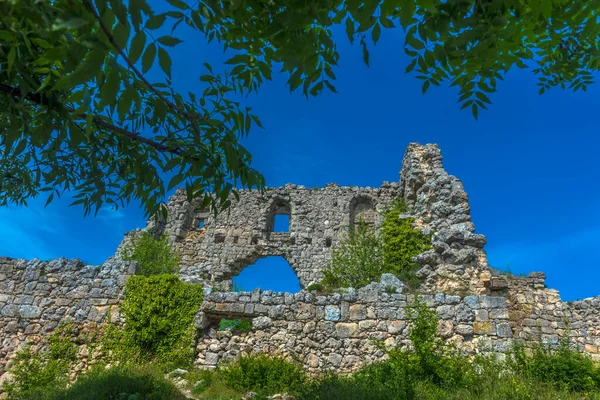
(273, 214, 290, 232)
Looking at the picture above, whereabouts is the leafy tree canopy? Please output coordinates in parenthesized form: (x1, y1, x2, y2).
(1, 0, 598, 216)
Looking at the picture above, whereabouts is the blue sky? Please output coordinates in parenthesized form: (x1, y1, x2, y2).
(1, 12, 599, 300)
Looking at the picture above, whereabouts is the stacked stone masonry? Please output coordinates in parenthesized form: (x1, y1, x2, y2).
(0, 257, 134, 381)
(195, 275, 513, 374)
(2, 142, 600, 387)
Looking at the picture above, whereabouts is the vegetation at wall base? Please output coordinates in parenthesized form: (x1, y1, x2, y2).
(2, 323, 77, 400)
(6, 296, 600, 400)
(322, 199, 431, 290)
(117, 273, 204, 369)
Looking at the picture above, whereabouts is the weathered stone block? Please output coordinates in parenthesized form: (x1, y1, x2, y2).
(325, 305, 340, 321)
(336, 323, 360, 338)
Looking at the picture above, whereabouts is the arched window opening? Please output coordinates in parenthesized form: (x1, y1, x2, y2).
(349, 196, 377, 229)
(268, 199, 291, 232)
(233, 256, 301, 293)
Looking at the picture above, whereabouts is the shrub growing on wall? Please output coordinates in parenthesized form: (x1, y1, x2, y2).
(322, 199, 431, 289)
(122, 231, 180, 275)
(119, 274, 204, 368)
(2, 324, 78, 399)
(381, 199, 432, 288)
(321, 221, 385, 289)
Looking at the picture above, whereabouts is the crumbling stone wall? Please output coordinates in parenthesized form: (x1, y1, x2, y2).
(139, 183, 402, 289)
(399, 143, 490, 295)
(118, 142, 489, 295)
(195, 275, 512, 374)
(499, 272, 600, 361)
(0, 257, 134, 382)
(2, 142, 600, 384)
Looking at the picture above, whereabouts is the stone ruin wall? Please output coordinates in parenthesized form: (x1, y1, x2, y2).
(195, 275, 514, 374)
(134, 181, 402, 289)
(0, 257, 135, 384)
(2, 142, 600, 385)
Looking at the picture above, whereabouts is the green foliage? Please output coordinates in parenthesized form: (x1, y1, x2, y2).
(218, 318, 253, 333)
(322, 221, 385, 289)
(507, 340, 600, 393)
(381, 199, 432, 288)
(46, 364, 187, 400)
(220, 354, 306, 396)
(0, 0, 264, 216)
(296, 298, 600, 399)
(306, 283, 325, 292)
(2, 0, 599, 215)
(2, 323, 78, 399)
(188, 368, 246, 399)
(119, 274, 204, 368)
(322, 199, 430, 289)
(121, 231, 180, 276)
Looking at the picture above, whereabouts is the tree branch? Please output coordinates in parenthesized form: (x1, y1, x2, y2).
(0, 82, 193, 158)
(83, 0, 202, 124)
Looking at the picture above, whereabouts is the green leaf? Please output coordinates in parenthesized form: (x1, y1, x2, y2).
(167, 0, 189, 9)
(7, 46, 16, 74)
(345, 17, 355, 43)
(157, 36, 183, 47)
(53, 48, 106, 91)
(361, 39, 370, 67)
(475, 91, 491, 104)
(142, 44, 157, 74)
(31, 37, 51, 48)
(146, 14, 167, 30)
(372, 24, 381, 44)
(113, 22, 131, 50)
(44, 193, 54, 207)
(168, 174, 185, 191)
(129, 31, 146, 64)
(541, 0, 553, 18)
(422, 80, 430, 94)
(0, 30, 15, 41)
(100, 69, 120, 109)
(399, 0, 415, 29)
(406, 34, 425, 50)
(158, 47, 172, 78)
(405, 59, 417, 73)
(471, 104, 479, 120)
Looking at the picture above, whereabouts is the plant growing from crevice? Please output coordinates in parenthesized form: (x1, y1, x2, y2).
(322, 199, 431, 290)
(101, 274, 204, 371)
(321, 221, 386, 289)
(121, 231, 180, 276)
(2, 323, 78, 399)
(381, 199, 431, 288)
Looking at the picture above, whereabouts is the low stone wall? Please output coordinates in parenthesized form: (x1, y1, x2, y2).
(0, 256, 134, 381)
(195, 275, 513, 374)
(505, 272, 600, 361)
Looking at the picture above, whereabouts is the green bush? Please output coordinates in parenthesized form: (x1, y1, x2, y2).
(122, 231, 180, 275)
(118, 274, 204, 368)
(507, 339, 600, 393)
(2, 323, 77, 400)
(381, 199, 431, 288)
(322, 199, 431, 290)
(47, 364, 187, 400)
(321, 221, 385, 289)
(297, 297, 600, 400)
(219, 318, 253, 333)
(221, 354, 306, 395)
